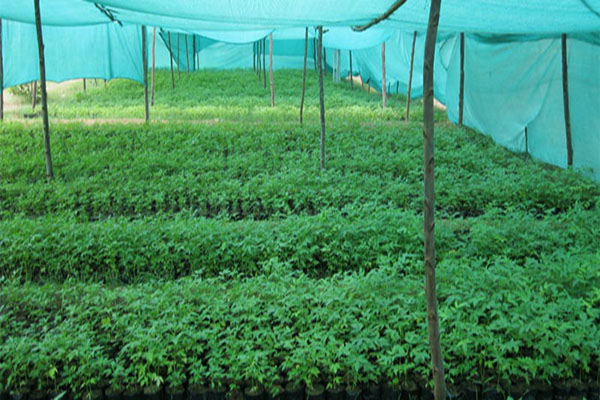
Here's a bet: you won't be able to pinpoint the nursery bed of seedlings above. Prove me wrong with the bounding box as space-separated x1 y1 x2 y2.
0 70 599 398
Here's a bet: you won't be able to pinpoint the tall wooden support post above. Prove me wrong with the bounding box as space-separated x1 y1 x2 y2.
151 27 156 106
382 42 387 109
269 34 274 107
313 38 317 71
256 40 261 78
141 25 149 123
177 33 181 78
196 39 200 70
300 27 308 125
83 78 86 92
32 81 38 109
192 35 196 71
33 0 54 180
263 38 267 89
0 18 3 121
333 49 341 83
253 42 256 72
458 32 465 126
349 50 353 90
317 26 326 171
185 36 190 73
323 46 327 76
423 1 446 399
406 31 417 121
168 32 175 89
561 34 573 167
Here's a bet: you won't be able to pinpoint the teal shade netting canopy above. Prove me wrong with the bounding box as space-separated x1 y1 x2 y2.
0 0 598 179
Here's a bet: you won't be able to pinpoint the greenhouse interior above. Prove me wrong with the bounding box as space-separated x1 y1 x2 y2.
0 1 599 400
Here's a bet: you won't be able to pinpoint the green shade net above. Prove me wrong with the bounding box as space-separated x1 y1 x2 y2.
0 0 599 180
1 20 143 87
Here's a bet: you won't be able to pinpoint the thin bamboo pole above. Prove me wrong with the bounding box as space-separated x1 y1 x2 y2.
168 32 175 89
323 46 327 76
458 32 465 126
253 42 256 71
151 27 156 106
257 40 261 77
382 42 387 109
196 38 200 70
317 26 326 170
141 25 149 123
406 31 417 121
0 18 3 121
185 35 190 73
32 81 37 110
333 49 341 83
313 38 317 71
33 0 54 180
269 34 274 107
300 27 308 125
263 38 267 89
561 34 573 167
177 33 181 78
423 0 446 399
349 50 353 90
192 35 196 71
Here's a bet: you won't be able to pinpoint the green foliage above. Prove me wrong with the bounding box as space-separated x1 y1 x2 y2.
1 69 599 395
0 262 598 394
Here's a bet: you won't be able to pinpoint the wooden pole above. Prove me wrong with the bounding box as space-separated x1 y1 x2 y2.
323 46 327 76
300 27 308 125
382 42 387 109
313 38 317 71
263 38 267 89
0 18 3 121
33 0 54 180
333 49 341 83
269 34 274 107
317 26 326 171
32 81 37 110
406 31 417 121
83 78 86 92
168 32 175 89
177 33 181 78
561 33 573 167
151 27 156 106
423 0 446 399
256 40 261 77
185 35 190 73
253 42 256 72
458 32 465 126
192 35 196 71
349 50 353 90
142 25 149 123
